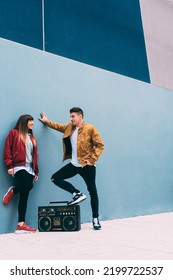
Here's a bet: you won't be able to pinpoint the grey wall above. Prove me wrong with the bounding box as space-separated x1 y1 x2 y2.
0 38 173 234
140 0 173 90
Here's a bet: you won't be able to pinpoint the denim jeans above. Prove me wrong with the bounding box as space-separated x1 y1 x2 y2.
51 163 99 218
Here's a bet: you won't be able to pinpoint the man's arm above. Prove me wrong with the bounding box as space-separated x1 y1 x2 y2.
39 112 67 133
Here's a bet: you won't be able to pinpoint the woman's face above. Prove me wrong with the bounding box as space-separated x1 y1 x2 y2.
27 119 34 130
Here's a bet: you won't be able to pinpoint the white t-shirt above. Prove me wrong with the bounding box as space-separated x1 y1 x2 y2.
14 134 35 175
70 127 82 167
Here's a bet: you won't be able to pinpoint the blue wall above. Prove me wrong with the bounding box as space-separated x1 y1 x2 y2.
0 38 173 234
0 0 150 83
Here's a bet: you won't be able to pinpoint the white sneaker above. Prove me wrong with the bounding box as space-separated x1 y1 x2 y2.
68 193 86 205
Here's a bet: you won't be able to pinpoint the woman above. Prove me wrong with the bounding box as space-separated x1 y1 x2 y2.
3 114 39 233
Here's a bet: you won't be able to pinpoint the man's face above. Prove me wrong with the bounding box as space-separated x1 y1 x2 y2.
70 112 82 126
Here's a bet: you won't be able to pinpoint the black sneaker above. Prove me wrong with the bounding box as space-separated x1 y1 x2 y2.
68 193 87 205
93 218 101 230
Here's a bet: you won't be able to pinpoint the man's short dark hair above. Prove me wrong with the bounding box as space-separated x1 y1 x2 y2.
70 107 84 117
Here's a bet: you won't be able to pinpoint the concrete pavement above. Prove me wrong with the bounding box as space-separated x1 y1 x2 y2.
0 212 173 260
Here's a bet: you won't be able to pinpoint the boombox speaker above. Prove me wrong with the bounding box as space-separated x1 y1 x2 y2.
38 201 81 232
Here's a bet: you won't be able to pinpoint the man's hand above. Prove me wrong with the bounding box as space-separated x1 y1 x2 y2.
84 160 94 166
39 112 48 122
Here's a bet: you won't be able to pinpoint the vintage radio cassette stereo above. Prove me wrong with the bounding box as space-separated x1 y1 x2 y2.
38 201 81 232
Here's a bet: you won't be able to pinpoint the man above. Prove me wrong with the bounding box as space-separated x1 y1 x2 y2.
39 107 104 230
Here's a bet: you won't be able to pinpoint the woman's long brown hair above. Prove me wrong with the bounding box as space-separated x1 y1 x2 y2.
14 114 36 146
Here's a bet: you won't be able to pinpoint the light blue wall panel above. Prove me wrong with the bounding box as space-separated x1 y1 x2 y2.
0 38 173 234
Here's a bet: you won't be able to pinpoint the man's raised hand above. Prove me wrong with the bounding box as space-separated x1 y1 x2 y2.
39 112 48 122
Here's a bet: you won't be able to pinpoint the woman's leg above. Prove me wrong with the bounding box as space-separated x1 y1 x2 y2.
14 170 34 222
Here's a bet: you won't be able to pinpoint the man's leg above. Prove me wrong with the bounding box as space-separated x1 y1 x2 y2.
51 163 87 204
79 166 98 217
51 163 79 194
79 165 101 230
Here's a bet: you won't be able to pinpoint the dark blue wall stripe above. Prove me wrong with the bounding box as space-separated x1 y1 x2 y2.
0 0 43 49
44 0 150 83
0 0 150 83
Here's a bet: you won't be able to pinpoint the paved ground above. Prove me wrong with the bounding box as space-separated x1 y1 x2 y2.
0 212 173 260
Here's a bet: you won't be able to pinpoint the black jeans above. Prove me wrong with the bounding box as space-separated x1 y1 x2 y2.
13 170 34 222
51 163 99 218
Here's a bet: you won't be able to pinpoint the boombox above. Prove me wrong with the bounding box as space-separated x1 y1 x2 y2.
38 201 81 232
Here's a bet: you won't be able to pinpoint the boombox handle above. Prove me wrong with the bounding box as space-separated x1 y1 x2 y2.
48 201 69 205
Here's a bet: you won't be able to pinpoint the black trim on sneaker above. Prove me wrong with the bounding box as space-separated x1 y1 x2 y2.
68 193 87 205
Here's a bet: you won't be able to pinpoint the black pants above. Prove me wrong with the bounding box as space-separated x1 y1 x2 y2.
13 170 34 222
51 163 99 218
